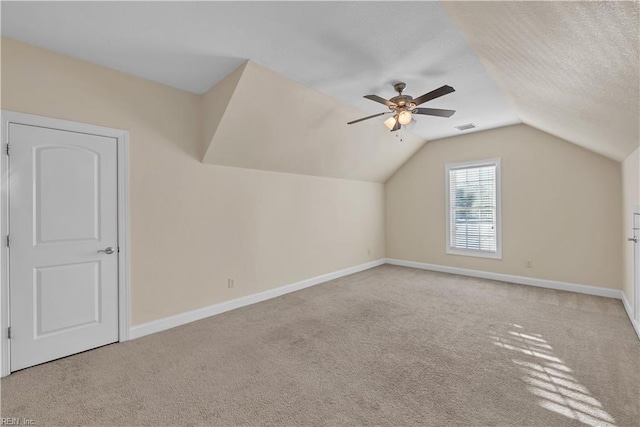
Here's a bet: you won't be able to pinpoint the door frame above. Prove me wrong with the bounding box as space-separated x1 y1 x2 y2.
0 111 131 377
633 206 640 324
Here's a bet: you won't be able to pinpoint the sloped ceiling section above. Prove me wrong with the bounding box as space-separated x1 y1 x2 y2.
443 1 640 161
202 61 426 183
201 62 247 160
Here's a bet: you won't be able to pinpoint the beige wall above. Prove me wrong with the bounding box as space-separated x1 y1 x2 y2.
1 36 631 329
622 147 640 303
1 38 385 325
386 124 623 289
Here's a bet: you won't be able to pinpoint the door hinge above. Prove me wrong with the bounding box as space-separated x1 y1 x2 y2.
7 327 11 339
5 144 9 156
6 235 9 248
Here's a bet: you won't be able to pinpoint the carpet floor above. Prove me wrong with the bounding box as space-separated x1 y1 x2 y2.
1 265 638 426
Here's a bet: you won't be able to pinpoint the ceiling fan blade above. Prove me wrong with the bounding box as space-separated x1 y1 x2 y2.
413 108 456 118
391 116 401 132
347 111 391 125
412 85 455 106
364 94 396 107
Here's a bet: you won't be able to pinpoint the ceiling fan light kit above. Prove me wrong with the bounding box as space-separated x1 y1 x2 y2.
383 115 398 130
398 110 413 125
348 82 457 132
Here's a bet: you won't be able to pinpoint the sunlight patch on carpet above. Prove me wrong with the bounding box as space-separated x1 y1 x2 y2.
492 324 617 427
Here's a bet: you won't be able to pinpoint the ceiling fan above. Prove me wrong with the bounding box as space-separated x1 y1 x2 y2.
348 82 456 131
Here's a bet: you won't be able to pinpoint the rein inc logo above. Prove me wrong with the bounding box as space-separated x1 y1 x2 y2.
1 419 35 426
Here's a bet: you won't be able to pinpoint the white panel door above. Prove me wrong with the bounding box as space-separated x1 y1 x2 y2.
9 123 119 371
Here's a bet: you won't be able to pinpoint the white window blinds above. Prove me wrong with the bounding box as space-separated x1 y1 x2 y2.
448 162 498 254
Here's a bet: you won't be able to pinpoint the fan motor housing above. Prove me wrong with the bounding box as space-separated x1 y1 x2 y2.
389 94 416 109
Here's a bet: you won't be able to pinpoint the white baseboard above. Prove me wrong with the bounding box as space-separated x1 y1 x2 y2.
388 258 640 341
385 258 622 299
131 257 639 343
621 292 640 340
130 259 386 339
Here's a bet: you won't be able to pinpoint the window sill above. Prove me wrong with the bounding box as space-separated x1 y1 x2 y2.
446 248 502 260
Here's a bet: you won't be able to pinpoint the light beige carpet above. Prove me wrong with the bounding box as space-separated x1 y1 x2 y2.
1 265 638 426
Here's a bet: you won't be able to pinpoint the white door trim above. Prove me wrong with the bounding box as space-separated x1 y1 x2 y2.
0 111 131 377
633 206 640 323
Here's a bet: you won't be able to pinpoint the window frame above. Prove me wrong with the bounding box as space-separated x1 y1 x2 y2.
445 158 502 260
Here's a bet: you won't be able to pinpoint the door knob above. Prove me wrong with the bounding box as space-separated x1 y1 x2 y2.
98 247 115 254
628 237 638 243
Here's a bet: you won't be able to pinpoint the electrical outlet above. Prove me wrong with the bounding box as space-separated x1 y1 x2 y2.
227 278 235 288
525 260 533 268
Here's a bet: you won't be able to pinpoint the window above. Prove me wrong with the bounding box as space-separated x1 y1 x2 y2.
446 158 501 259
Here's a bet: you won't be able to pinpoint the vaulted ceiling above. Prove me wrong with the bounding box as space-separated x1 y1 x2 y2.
443 1 639 161
1 1 638 181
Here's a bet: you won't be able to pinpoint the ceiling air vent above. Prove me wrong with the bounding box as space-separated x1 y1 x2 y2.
455 123 476 131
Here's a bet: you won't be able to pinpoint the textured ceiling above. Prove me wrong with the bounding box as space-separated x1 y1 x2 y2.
443 1 640 161
0 1 519 144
